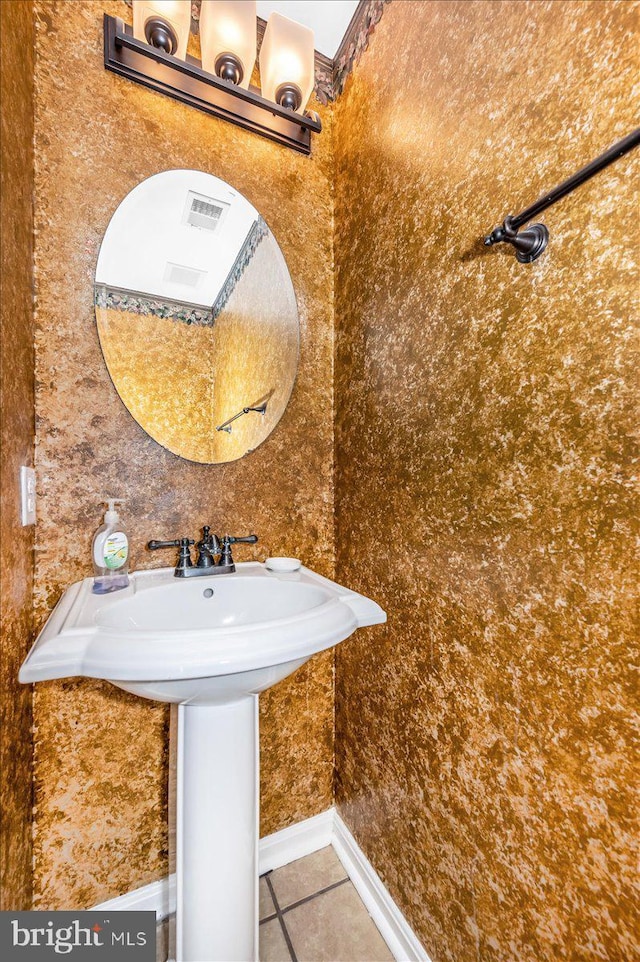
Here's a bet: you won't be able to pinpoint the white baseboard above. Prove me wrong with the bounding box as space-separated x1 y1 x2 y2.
94 806 429 962
94 873 176 919
258 806 335 874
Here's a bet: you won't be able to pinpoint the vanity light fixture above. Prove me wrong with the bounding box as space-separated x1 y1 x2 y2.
199 0 256 89
104 2 321 155
132 0 191 59
259 13 315 114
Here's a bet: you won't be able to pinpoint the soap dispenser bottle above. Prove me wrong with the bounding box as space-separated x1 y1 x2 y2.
92 499 130 594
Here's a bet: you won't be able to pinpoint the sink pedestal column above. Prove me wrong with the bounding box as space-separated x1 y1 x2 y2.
176 697 259 962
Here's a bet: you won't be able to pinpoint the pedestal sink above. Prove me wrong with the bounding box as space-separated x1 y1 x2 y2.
19 562 386 961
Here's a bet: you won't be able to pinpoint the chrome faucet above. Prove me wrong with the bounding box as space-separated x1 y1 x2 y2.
148 527 258 577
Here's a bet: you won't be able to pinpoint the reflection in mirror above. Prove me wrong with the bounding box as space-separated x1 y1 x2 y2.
95 170 299 463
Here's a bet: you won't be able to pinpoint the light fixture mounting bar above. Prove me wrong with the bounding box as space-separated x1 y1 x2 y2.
103 16 321 155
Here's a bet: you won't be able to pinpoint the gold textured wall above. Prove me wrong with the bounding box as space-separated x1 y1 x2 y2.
96 307 219 462
0 0 35 912
212 238 299 460
333 2 639 961
32 0 334 909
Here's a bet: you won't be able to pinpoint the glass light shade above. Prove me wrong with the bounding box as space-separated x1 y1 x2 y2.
259 13 315 114
200 1 257 90
132 0 191 60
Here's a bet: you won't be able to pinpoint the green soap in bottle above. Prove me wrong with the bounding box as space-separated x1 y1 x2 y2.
92 499 130 594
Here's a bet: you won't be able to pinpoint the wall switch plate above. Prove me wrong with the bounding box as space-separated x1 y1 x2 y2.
20 466 36 526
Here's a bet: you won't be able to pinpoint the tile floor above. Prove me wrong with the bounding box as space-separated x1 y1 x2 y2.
259 847 394 962
157 846 394 962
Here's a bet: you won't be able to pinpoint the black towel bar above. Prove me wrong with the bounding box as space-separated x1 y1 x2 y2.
484 128 640 263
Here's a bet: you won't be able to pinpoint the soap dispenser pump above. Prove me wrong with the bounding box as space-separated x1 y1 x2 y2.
92 499 130 594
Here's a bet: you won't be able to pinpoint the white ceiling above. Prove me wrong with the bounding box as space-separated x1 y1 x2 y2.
255 1 359 58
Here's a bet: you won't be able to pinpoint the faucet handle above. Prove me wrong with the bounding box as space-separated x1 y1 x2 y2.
148 537 195 573
148 538 194 550
220 534 258 567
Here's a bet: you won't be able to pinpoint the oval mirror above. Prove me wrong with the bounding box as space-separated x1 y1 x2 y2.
95 170 299 463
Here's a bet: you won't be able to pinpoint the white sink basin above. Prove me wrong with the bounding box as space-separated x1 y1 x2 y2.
97 577 328 630
19 562 385 704
20 560 385 962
